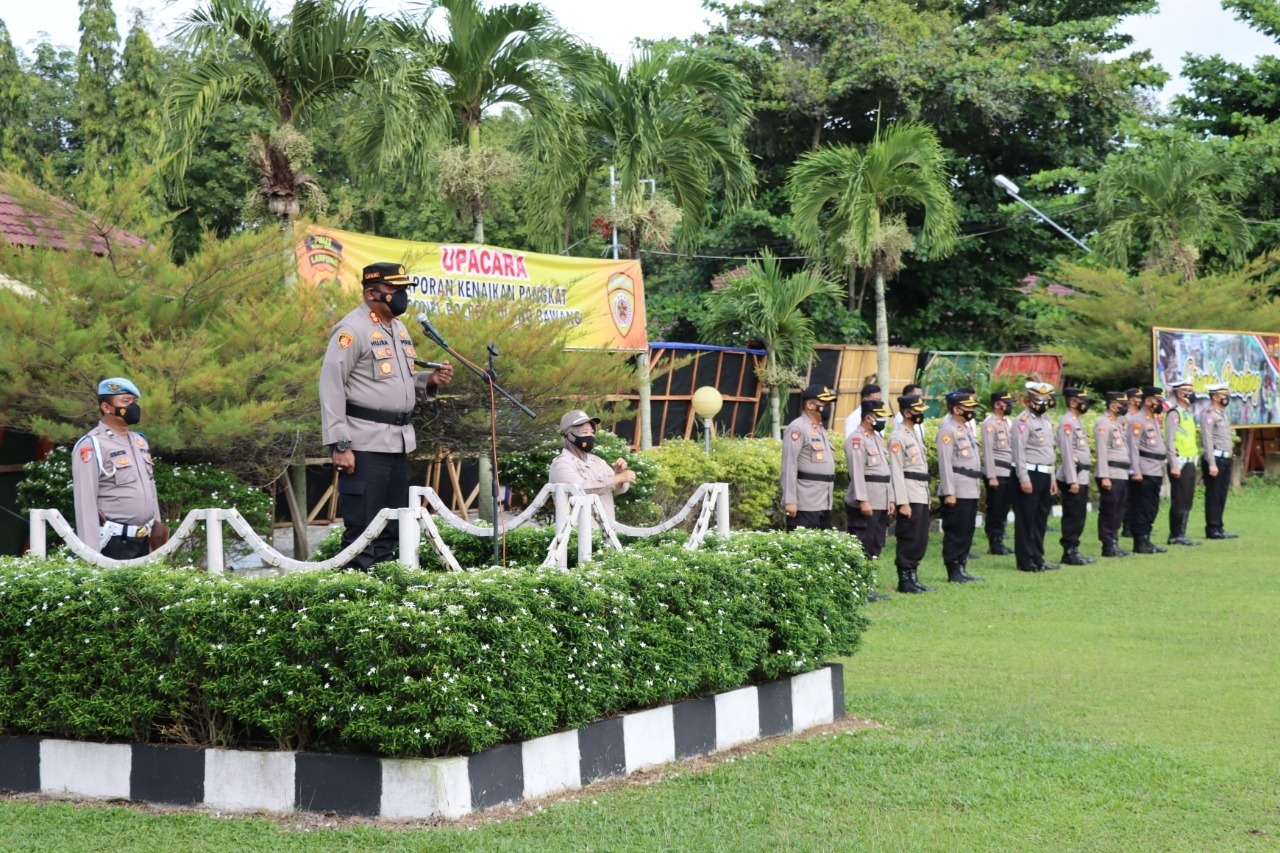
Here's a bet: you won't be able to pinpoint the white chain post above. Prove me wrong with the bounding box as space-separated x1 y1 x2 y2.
576 497 593 564
715 483 730 538
553 484 570 530
29 509 47 559
399 507 421 570
206 509 225 574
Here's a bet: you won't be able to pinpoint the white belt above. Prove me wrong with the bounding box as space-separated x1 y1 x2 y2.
1026 464 1053 474
1213 450 1231 458
100 520 151 548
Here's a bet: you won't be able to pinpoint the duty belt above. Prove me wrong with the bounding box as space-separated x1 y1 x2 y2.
1075 461 1091 471
995 459 1013 470
864 474 890 483
346 403 414 426
1213 450 1231 458
1025 464 1053 474
1138 449 1166 461
797 471 835 482
1108 457 1131 466
954 467 982 478
904 471 930 482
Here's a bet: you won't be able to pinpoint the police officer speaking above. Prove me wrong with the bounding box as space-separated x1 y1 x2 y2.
320 262 455 570
72 377 164 559
781 384 838 530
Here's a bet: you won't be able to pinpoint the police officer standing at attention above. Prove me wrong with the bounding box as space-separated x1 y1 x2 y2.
1011 382 1059 572
1120 387 1142 539
781 384 838 530
981 390 1016 555
1130 386 1168 554
936 389 984 583
888 393 933 593
1055 388 1095 565
72 377 163 559
1200 382 1238 539
1095 391 1135 557
320 262 454 570
844 383 882 443
1164 379 1202 547
845 399 894 559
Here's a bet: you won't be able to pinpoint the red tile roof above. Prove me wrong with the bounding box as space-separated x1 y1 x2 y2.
0 190 146 255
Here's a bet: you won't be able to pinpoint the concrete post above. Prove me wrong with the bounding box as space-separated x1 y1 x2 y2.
576 500 593 565
399 508 421 570
29 510 46 558
206 510 225 574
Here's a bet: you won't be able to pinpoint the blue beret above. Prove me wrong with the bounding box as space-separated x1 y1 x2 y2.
98 377 141 398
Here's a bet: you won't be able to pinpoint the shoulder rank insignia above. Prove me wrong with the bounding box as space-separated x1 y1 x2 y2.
368 311 379 322
338 332 353 349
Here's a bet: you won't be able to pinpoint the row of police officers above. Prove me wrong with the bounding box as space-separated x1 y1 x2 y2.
780 380 1238 594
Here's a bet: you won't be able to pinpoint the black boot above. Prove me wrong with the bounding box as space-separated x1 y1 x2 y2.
1062 548 1094 566
1101 540 1130 558
1167 512 1201 546
947 562 982 583
1207 530 1239 540
897 567 925 594
909 569 933 592
957 561 984 581
1135 536 1167 554
988 537 1013 556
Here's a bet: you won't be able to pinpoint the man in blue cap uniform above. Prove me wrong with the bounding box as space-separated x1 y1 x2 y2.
319 261 454 569
71 377 163 559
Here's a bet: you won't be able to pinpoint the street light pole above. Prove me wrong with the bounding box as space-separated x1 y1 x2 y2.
994 175 1092 254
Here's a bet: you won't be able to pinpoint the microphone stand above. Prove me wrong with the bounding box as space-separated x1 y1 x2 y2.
418 317 535 567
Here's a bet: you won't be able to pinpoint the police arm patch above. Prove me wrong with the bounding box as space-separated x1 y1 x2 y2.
941 433 952 444
79 445 93 463
338 332 353 349
790 430 801 441
1064 424 1072 434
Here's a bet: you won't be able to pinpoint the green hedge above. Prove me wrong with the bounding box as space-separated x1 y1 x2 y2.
0 530 871 757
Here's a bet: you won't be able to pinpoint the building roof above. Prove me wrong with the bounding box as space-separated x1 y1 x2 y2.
0 189 146 255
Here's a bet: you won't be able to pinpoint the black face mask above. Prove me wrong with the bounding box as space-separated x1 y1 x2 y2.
961 409 975 421
1077 403 1090 414
873 419 886 433
114 402 141 425
385 288 410 316
574 434 596 453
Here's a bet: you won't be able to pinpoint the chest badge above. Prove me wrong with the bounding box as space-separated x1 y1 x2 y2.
380 361 394 375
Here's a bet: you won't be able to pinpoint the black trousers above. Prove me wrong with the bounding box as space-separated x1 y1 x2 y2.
1130 474 1162 539
787 509 830 531
1168 460 1196 517
1013 471 1052 570
102 536 150 560
940 497 978 565
894 503 930 570
1057 480 1088 551
1202 457 1231 535
1096 477 1128 544
338 450 409 571
984 475 1014 545
846 503 888 559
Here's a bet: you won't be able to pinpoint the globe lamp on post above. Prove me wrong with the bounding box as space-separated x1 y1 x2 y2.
691 387 724 455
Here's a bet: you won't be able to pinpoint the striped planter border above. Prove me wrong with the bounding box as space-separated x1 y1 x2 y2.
0 663 844 820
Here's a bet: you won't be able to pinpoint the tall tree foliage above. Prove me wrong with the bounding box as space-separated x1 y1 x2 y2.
699 251 841 438
0 22 30 173
788 121 959 388
116 12 163 173
76 0 119 169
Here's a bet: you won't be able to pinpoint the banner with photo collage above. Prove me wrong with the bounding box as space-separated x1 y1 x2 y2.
1153 326 1280 428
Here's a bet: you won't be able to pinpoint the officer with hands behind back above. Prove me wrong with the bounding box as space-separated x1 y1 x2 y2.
72 377 163 559
320 262 454 570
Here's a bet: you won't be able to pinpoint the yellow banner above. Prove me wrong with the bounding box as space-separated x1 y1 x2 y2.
296 226 647 351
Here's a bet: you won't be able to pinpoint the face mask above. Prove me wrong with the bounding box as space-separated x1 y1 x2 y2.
1030 400 1049 414
385 288 409 316
961 409 975 421
574 434 596 453
1077 403 1090 414
907 412 923 424
115 402 141 425
873 419 886 433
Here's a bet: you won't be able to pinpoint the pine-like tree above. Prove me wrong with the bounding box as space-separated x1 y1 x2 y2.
0 21 31 172
116 11 161 172
76 0 120 170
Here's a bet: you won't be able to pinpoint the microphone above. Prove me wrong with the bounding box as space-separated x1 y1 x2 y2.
417 312 448 348
414 359 445 370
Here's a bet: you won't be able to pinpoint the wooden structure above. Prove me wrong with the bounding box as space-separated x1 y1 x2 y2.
799 344 922 436
295 448 482 527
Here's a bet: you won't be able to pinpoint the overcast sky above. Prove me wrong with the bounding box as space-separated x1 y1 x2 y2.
4 0 1277 101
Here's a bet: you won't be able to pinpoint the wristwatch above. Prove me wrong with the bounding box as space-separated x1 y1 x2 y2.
332 440 352 453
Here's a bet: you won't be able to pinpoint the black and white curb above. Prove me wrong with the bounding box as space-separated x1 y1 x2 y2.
0 664 844 820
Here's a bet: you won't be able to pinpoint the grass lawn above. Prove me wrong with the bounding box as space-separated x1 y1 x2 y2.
4 482 1279 850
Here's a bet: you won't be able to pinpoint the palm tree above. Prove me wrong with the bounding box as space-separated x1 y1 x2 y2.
535 44 755 257
164 0 406 222
699 251 842 439
1093 138 1253 280
788 121 959 389
385 0 581 244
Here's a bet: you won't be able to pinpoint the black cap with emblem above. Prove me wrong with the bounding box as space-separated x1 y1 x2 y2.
801 383 837 402
362 261 413 287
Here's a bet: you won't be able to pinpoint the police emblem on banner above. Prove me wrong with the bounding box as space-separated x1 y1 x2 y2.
607 273 635 337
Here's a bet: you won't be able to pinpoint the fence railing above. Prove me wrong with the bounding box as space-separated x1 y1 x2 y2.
26 483 731 573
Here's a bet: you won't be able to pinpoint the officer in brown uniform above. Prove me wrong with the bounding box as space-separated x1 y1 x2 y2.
1011 382 1059 572
1094 391 1135 557
1200 382 1237 539
71 377 163 559
781 384 838 530
981 390 1016 555
1055 388 1095 565
548 409 635 523
1129 386 1168 554
937 389 984 583
320 262 454 569
1163 379 1201 547
889 394 932 593
844 399 893 559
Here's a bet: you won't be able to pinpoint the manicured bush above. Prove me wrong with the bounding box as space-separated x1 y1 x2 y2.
0 529 871 756
648 438 788 530
501 428 659 525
